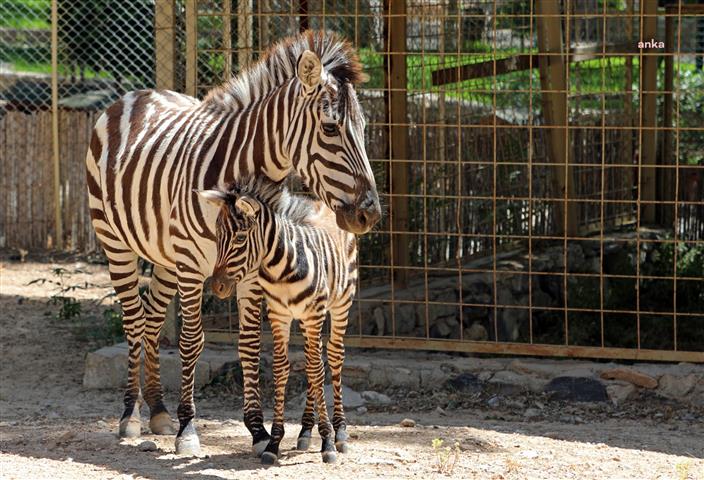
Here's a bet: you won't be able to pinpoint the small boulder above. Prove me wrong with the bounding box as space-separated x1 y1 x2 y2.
445 373 483 393
324 384 365 409
361 391 392 406
606 382 637 406
544 376 608 402
138 440 158 452
400 418 416 427
657 374 699 400
600 368 657 389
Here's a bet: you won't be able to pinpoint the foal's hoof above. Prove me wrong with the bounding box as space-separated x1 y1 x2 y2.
260 451 278 465
321 450 337 464
296 436 311 451
252 438 269 457
150 412 176 435
335 441 349 454
175 434 201 456
118 417 141 438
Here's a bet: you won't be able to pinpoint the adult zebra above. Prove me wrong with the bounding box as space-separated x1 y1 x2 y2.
85 30 380 455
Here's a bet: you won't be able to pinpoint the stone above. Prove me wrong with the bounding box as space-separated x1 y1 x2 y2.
544 376 608 402
600 368 658 389
373 307 386 336
356 406 368 415
361 391 392 406
464 322 488 341
487 395 500 408
434 317 453 338
523 408 541 418
400 418 416 427
396 304 417 335
445 373 483 393
489 370 546 393
324 384 364 409
500 306 527 342
657 374 699 400
606 383 636 406
138 441 158 452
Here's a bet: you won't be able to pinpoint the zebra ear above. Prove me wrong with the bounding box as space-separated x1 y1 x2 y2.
235 196 260 218
297 50 322 92
196 189 227 208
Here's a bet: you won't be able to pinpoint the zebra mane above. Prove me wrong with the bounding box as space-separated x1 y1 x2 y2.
223 175 316 224
203 30 365 109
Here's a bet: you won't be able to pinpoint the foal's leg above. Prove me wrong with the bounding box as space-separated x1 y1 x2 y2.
237 272 271 456
260 311 293 465
303 313 336 463
142 265 178 435
296 331 316 451
328 305 350 453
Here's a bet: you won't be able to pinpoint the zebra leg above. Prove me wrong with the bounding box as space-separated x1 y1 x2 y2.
106 250 147 438
236 272 270 456
296 336 316 451
303 314 336 464
142 265 178 435
261 312 292 465
174 270 205 456
328 306 350 453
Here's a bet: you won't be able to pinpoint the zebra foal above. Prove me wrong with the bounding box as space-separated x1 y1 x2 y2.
201 177 357 464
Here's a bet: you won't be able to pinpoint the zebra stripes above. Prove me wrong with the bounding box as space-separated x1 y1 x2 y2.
201 176 357 464
85 30 379 455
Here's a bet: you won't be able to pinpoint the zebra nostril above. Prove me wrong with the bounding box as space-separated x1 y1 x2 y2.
357 209 369 226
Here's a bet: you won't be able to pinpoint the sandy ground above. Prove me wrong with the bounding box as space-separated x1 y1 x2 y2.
1 259 703 480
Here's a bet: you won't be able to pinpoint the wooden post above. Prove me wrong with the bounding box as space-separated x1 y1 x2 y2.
661 10 675 227
155 0 176 91
536 0 578 236
237 0 253 70
223 0 232 79
384 0 409 287
640 0 658 225
185 0 197 96
51 0 63 249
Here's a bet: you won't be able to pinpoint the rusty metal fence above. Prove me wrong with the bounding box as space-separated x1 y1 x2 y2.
192 0 704 362
1 1 702 362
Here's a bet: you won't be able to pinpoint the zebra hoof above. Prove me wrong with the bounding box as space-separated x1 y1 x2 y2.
252 438 269 457
321 450 337 464
260 451 278 465
175 433 201 456
150 412 176 435
296 436 311 451
118 417 141 438
335 441 349 454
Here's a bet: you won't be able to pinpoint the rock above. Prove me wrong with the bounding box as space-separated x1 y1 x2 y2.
400 418 416 427
523 408 541 418
544 376 608 402
324 384 365 409
361 391 392 406
434 317 453 337
465 322 488 341
445 373 483 393
396 304 417 335
356 406 368 414
600 368 657 389
435 406 447 416
138 440 158 452
487 395 500 408
606 383 636 406
657 374 699 400
373 307 386 336
489 370 546 393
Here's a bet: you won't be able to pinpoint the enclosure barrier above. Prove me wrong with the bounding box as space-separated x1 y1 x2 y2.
1 1 702 362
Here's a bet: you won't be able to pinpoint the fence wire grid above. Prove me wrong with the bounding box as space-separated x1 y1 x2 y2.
1 1 703 361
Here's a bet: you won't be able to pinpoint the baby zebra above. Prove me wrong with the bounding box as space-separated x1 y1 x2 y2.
199 178 358 464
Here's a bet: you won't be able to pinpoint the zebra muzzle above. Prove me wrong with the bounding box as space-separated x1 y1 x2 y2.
211 270 236 299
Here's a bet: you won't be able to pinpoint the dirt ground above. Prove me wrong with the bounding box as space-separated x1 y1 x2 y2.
1 258 703 480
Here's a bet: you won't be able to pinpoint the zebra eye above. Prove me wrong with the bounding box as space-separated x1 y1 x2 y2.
321 123 339 136
234 233 247 243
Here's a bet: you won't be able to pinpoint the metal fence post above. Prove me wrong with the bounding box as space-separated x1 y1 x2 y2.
51 0 63 249
640 0 658 225
155 0 177 91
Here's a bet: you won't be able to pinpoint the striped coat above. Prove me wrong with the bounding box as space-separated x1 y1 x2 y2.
201 176 357 464
85 30 379 455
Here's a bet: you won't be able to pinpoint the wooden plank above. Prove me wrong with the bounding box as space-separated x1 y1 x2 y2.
536 0 579 236
237 0 253 70
204 331 704 363
155 0 176 90
431 43 639 86
384 0 409 288
185 0 197 96
640 0 658 225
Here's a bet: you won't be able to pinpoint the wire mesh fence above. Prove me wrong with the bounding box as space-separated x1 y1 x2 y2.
0 1 702 360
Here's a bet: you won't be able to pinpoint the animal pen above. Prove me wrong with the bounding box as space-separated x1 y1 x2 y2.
1 1 702 362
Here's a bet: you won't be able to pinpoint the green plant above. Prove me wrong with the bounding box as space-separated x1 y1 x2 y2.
431 438 460 475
